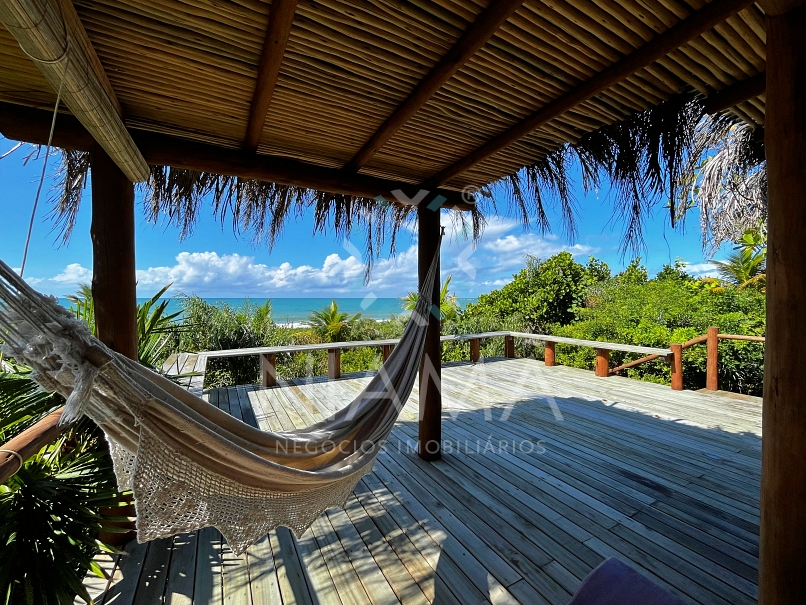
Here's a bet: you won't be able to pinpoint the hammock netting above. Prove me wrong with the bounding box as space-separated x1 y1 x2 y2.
0 246 439 554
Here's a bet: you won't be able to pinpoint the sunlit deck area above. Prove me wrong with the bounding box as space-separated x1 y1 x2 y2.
86 359 761 605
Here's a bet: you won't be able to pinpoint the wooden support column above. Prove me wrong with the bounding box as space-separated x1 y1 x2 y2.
760 3 806 603
706 327 719 391
90 143 137 360
544 342 556 367
381 344 394 362
504 335 516 358
418 204 441 461
594 349 610 377
670 344 683 391
261 353 277 387
328 348 341 380
469 338 480 363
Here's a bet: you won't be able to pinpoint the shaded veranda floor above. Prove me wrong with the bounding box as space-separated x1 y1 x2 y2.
84 358 761 605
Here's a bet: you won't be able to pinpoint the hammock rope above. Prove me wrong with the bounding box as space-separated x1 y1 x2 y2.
0 239 440 554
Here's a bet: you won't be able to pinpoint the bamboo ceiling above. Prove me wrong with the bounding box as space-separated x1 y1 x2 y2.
0 0 767 193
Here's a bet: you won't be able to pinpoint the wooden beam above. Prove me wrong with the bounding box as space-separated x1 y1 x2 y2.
760 0 806 16
0 102 473 210
344 0 524 172
760 5 806 604
0 409 64 484
90 143 138 359
703 72 767 115
427 0 756 186
0 0 148 182
418 204 441 461
244 0 297 152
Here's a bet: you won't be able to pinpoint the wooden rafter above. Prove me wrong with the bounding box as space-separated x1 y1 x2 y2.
0 102 473 210
426 0 756 187
703 72 766 115
343 0 525 173
243 0 298 152
0 0 149 182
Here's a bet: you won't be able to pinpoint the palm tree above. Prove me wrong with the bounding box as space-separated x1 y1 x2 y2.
711 228 766 289
400 275 460 327
304 300 361 342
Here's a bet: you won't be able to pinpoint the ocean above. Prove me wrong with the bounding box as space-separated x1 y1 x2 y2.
57 297 478 324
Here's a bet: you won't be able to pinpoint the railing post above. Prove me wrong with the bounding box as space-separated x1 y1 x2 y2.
470 338 480 362
328 347 341 380
544 341 556 366
595 348 610 377
670 343 683 390
381 344 394 362
504 334 516 358
706 326 719 391
261 353 277 387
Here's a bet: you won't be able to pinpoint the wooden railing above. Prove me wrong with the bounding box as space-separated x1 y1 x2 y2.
199 331 672 387
610 326 765 391
1 328 762 483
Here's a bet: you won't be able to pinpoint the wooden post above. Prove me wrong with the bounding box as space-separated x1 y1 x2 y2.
594 348 610 377
469 338 480 362
544 341 556 366
90 143 137 360
261 353 277 387
670 344 683 390
328 348 341 380
504 335 516 358
418 204 441 461
706 326 719 391
760 3 806 602
381 344 394 362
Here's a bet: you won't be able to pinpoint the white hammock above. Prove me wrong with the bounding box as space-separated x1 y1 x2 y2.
0 249 438 554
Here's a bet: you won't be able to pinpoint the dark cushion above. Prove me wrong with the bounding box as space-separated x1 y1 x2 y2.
568 558 688 605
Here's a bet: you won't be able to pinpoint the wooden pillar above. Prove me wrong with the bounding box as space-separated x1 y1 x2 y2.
381 344 394 362
760 3 806 602
418 204 441 461
706 327 719 391
594 348 610 377
261 353 277 387
90 143 137 360
469 338 480 363
670 344 683 391
544 341 556 367
328 348 341 380
504 335 516 358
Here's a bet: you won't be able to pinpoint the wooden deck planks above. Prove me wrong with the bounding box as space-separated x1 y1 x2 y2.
90 358 762 605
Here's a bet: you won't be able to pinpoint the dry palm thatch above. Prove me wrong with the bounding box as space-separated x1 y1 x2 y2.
44 156 484 276
682 117 767 256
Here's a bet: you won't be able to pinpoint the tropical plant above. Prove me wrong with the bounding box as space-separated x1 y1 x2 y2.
304 300 361 342
462 253 610 333
179 297 280 387
0 372 122 605
711 228 767 289
135 284 183 369
65 284 95 335
400 275 460 326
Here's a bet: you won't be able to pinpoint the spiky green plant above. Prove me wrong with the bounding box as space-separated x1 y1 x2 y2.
304 300 361 343
0 372 122 605
400 275 459 326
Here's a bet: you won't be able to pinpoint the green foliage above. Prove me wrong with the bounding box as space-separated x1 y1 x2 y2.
461 253 609 332
179 297 281 388
136 284 182 370
551 266 765 394
0 373 122 605
400 276 460 324
303 300 361 342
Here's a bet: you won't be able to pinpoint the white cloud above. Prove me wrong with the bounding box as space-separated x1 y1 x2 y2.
482 233 596 271
684 262 719 278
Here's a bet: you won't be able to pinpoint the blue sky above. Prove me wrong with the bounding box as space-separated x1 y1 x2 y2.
0 138 721 298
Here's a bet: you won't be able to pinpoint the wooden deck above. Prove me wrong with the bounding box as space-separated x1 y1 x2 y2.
85 358 762 605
